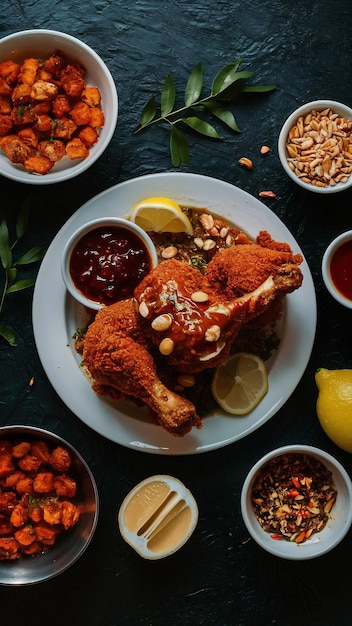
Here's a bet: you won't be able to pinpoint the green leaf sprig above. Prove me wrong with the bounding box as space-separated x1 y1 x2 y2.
135 59 275 166
0 199 46 346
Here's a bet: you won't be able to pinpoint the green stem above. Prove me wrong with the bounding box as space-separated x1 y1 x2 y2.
135 93 214 134
0 270 9 317
0 237 19 317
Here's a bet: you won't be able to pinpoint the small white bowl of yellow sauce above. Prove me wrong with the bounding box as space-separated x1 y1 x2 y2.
118 475 198 559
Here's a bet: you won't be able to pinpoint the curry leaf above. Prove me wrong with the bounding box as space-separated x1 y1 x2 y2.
170 125 189 166
161 73 176 116
1 205 45 347
0 221 12 269
212 67 254 96
242 84 276 93
140 95 157 126
0 324 17 346
181 116 221 139
16 246 46 266
203 101 241 132
135 58 275 165
184 62 203 106
16 197 31 239
6 278 35 294
8 267 17 282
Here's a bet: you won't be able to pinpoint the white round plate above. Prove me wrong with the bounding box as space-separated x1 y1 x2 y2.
32 172 316 455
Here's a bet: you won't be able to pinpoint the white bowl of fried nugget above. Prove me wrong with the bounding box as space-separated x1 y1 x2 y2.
0 29 118 184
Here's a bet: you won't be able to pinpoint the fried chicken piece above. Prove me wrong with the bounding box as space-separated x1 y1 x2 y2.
0 536 20 560
12 441 31 458
83 233 303 436
0 491 17 513
203 231 303 298
0 442 14 477
18 453 42 472
83 298 201 436
4 471 25 489
60 64 85 98
0 59 21 85
10 503 28 527
0 115 13 137
28 504 43 524
33 471 55 493
31 440 51 464
43 502 62 525
15 525 36 546
22 540 42 555
135 250 302 374
18 58 39 86
65 137 89 160
34 521 58 545
60 501 80 529
16 477 34 495
54 474 77 498
1 135 35 163
0 513 13 535
50 446 71 472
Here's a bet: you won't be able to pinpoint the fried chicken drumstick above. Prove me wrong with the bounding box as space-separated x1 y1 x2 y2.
83 231 303 436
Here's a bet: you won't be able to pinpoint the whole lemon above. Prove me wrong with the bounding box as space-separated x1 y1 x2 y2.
315 367 352 453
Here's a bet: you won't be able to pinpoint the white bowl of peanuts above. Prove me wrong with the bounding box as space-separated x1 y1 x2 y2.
241 444 352 560
278 100 352 193
0 29 118 184
0 425 99 585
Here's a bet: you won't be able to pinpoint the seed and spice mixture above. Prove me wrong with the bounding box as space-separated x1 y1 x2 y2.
251 453 337 544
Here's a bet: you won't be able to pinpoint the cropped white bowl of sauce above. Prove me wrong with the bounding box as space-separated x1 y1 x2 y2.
118 475 198 559
322 230 352 309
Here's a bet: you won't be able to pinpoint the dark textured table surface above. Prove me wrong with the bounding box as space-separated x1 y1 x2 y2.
1 2 352 625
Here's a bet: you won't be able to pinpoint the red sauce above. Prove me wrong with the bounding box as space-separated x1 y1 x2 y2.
330 239 352 302
70 226 152 306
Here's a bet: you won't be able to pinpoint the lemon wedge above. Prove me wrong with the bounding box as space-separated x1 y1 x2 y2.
129 196 194 235
211 352 268 415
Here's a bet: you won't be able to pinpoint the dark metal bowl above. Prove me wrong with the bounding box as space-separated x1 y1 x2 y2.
0 425 99 585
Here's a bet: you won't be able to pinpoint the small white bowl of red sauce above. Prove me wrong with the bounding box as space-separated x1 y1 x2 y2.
322 230 352 309
61 217 158 310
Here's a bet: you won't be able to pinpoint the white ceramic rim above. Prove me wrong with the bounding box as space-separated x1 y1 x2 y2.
33 172 317 455
61 216 158 310
278 99 352 194
0 29 118 184
241 444 352 560
322 230 352 309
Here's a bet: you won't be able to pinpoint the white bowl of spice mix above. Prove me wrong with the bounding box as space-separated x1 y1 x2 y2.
278 100 352 193
241 444 352 560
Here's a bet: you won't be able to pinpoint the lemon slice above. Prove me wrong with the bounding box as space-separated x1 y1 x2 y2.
129 196 194 235
211 352 268 415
